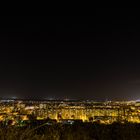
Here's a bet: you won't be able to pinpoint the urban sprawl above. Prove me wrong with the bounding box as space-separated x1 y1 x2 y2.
0 100 140 126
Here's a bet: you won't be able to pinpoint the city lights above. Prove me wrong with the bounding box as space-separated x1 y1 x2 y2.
0 99 140 126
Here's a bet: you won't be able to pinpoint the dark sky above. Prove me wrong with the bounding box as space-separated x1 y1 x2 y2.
1 10 140 100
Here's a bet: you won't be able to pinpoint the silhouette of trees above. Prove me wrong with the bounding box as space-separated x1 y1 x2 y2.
0 122 140 139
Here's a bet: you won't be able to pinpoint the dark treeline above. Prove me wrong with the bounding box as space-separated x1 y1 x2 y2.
0 122 140 140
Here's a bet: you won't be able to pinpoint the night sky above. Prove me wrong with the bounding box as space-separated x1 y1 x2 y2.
1 10 140 100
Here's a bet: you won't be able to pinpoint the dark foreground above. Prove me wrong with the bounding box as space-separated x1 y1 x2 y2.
0 122 140 140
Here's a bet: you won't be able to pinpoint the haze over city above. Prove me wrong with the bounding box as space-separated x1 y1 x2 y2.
0 12 140 100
